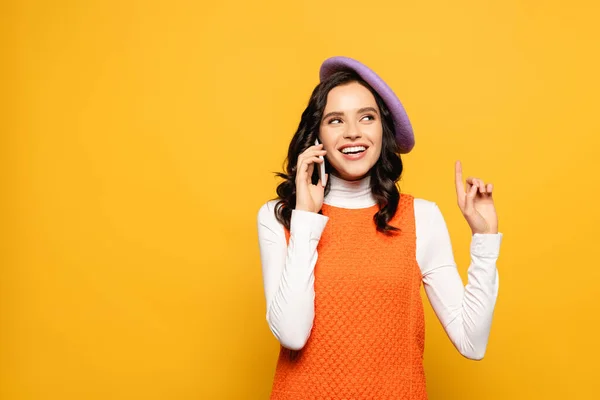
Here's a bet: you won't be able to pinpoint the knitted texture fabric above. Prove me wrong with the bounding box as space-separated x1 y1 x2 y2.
270 193 427 399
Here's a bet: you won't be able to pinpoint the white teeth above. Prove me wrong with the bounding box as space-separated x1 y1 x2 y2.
341 146 366 154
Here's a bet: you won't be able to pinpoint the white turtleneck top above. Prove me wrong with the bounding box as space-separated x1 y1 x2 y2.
257 173 503 360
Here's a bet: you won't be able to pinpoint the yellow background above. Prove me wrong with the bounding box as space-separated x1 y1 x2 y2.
2 0 599 399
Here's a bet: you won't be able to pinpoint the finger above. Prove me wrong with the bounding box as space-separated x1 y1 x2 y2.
302 149 327 160
297 156 324 181
462 179 472 209
301 144 326 154
455 161 466 209
475 179 485 194
307 159 315 180
486 183 493 195
299 152 327 165
318 172 329 187
317 174 326 188
465 176 477 185
478 179 487 193
455 161 465 196
465 183 477 213
308 145 326 152
466 180 472 193
307 143 323 152
302 156 324 169
467 177 485 194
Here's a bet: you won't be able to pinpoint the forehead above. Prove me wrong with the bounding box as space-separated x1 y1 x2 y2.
324 81 378 112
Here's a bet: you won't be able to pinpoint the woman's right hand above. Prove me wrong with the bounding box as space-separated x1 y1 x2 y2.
295 143 328 213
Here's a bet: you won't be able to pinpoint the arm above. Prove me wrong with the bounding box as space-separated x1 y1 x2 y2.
416 200 503 360
257 201 329 350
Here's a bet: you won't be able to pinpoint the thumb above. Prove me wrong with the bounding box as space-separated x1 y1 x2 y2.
318 173 328 188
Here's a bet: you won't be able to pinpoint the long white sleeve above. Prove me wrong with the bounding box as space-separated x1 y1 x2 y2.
257 200 328 350
415 199 503 360
257 180 503 357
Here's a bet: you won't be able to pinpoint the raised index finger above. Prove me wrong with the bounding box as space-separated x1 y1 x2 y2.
455 160 465 196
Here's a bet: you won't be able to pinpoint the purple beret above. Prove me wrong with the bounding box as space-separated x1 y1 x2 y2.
319 56 415 154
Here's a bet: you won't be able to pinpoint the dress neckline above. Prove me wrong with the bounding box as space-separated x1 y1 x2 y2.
323 174 378 209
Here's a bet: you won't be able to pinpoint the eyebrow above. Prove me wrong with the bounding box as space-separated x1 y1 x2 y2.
322 107 380 121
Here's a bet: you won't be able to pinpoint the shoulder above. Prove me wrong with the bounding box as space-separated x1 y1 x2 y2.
401 193 438 214
256 199 283 230
412 197 437 212
410 196 444 226
257 199 281 222
257 200 288 242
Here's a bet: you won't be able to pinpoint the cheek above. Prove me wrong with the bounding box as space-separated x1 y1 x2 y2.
367 128 383 151
370 131 383 158
373 125 383 143
372 147 383 161
319 127 338 148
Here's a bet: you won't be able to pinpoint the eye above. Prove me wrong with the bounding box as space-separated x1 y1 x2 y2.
361 114 375 121
328 118 342 124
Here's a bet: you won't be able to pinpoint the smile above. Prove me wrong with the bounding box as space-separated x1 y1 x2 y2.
340 146 367 154
340 147 368 160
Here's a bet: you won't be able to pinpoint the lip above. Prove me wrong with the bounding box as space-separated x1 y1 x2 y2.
340 147 368 161
338 143 369 161
338 142 370 151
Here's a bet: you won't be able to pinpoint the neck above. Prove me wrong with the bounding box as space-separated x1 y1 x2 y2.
323 173 377 209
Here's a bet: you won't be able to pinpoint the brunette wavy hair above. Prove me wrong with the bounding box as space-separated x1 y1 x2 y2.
273 69 404 235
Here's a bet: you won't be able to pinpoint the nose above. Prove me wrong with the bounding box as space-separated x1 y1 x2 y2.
343 120 362 140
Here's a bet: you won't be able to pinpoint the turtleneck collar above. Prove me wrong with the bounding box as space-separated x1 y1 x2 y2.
323 173 378 209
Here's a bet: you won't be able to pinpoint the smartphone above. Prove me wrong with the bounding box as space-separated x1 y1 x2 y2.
314 138 327 186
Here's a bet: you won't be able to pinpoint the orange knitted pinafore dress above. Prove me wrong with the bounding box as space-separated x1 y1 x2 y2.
271 193 427 399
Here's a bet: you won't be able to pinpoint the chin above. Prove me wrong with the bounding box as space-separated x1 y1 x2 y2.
331 156 377 180
337 167 372 181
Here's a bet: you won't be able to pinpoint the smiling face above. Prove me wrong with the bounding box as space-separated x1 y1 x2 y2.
318 81 383 181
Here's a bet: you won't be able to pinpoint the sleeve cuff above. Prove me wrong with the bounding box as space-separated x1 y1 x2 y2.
290 209 329 240
471 232 503 257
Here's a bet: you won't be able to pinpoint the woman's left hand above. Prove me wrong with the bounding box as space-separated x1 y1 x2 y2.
454 160 499 235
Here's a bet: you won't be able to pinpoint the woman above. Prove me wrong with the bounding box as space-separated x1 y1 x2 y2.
257 56 503 399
